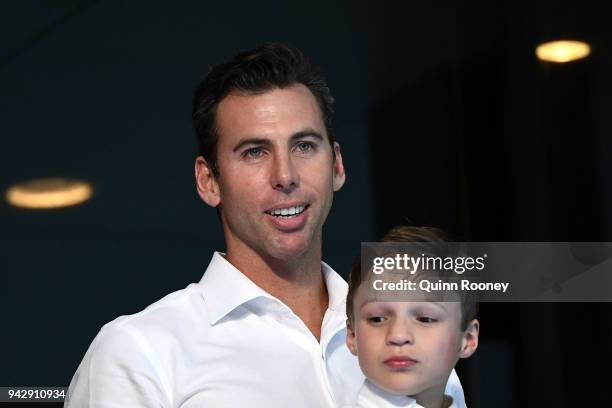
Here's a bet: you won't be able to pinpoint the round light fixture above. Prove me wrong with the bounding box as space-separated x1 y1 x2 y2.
6 178 93 209
536 40 591 63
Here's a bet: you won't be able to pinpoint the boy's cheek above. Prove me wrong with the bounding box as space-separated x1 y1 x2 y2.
440 336 463 367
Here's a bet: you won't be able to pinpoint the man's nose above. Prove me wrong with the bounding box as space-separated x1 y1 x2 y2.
270 151 299 193
386 320 414 346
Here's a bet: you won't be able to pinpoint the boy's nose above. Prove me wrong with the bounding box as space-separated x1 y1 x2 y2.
386 320 414 346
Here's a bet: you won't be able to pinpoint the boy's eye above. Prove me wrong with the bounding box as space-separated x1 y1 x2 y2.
368 316 386 324
244 147 264 158
417 316 437 324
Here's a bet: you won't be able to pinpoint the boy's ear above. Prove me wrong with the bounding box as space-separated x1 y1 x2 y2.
195 156 221 207
345 319 358 356
459 319 479 359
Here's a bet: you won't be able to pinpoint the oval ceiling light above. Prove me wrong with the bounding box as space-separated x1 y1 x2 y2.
536 40 591 63
5 178 93 209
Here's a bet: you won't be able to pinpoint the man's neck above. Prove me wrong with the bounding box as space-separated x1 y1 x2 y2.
225 242 329 341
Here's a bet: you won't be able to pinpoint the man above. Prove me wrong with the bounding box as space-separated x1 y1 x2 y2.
65 44 464 407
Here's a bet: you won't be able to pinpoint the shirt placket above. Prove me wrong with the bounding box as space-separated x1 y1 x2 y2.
268 301 337 408
320 308 349 406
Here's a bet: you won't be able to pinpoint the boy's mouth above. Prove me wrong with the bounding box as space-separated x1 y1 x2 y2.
384 356 418 369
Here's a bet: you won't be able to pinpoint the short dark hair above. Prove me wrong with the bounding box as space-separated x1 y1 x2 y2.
192 43 336 176
346 225 479 331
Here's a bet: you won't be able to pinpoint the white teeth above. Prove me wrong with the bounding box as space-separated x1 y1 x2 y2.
269 205 306 216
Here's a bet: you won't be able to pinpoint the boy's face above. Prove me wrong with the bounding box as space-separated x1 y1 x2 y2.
346 285 478 402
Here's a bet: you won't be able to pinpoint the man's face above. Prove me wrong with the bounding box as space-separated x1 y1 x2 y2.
346 286 477 402
197 84 345 261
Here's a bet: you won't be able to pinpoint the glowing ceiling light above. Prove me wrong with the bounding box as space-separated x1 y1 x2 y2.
6 178 93 209
536 40 591 63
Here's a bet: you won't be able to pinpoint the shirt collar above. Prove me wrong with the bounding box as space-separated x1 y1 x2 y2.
356 380 458 408
321 260 348 313
199 252 348 325
357 380 419 407
199 252 273 325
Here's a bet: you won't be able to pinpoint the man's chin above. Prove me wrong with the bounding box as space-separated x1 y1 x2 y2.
265 235 314 261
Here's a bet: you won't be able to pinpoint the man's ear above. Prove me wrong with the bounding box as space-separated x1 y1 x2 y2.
459 319 480 359
332 142 346 192
346 319 358 356
195 156 221 207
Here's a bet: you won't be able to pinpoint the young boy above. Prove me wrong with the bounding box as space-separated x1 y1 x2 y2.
345 226 480 408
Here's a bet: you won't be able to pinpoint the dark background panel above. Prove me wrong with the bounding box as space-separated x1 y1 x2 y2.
366 1 611 407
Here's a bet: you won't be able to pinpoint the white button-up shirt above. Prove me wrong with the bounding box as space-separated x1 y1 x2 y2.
65 252 464 407
343 380 463 408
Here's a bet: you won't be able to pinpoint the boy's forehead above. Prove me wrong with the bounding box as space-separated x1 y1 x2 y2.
357 268 462 304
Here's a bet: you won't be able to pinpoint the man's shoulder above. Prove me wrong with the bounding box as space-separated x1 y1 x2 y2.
66 285 206 407
102 282 208 340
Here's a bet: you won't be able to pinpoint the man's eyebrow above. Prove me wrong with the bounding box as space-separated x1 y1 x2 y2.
232 130 325 153
290 130 325 142
232 138 272 153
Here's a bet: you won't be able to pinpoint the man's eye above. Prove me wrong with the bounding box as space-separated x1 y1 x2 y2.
368 316 386 324
295 142 313 153
417 317 437 324
245 147 264 158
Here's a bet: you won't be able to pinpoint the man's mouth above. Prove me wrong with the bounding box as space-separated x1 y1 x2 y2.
264 204 309 218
